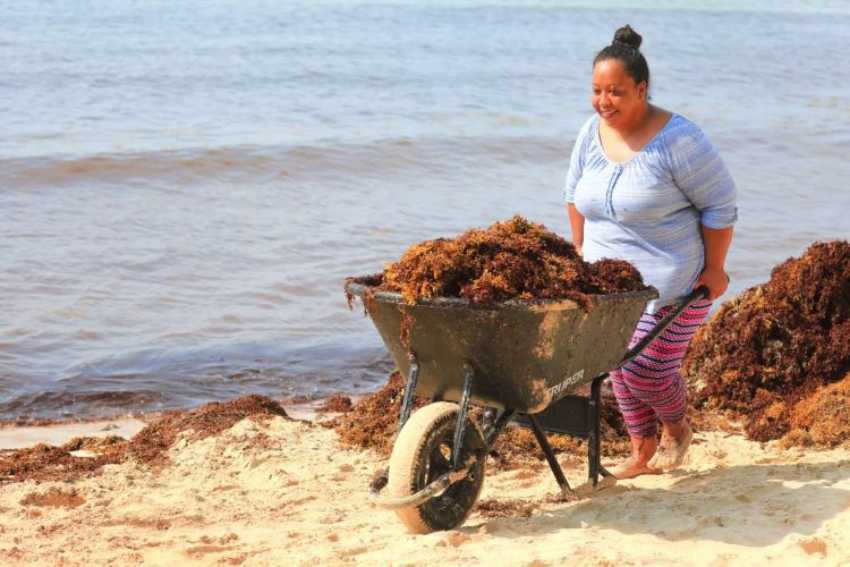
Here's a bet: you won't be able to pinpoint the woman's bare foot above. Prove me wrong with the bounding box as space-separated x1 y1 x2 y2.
610 456 662 479
611 435 662 479
649 420 693 471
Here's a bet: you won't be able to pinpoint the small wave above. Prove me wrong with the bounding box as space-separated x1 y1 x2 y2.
2 146 284 189
2 135 570 189
0 388 166 421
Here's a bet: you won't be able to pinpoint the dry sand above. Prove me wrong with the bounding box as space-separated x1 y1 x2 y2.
1 410 849 566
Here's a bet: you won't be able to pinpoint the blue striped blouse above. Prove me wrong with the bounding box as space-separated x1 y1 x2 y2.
564 113 738 313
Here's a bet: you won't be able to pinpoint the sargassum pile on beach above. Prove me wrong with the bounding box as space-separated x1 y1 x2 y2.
685 240 850 446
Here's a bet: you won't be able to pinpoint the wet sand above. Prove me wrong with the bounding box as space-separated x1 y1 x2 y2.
1 402 849 566
0 419 148 451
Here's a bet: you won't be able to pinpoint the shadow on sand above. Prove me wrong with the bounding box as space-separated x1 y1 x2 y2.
470 459 850 548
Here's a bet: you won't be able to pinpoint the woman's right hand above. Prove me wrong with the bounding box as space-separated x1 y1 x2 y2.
567 204 585 258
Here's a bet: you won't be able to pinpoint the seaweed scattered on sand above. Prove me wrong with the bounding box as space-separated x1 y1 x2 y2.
316 394 354 414
329 372 631 467
0 436 129 483
475 498 538 518
128 395 289 466
0 395 290 483
684 241 850 443
328 372 425 457
20 487 86 508
348 216 647 307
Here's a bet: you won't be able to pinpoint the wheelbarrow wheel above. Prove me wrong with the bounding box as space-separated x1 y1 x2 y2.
387 401 486 534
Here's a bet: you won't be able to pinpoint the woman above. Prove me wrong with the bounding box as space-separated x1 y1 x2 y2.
564 25 737 479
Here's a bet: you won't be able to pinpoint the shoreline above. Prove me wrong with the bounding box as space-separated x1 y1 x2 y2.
0 392 341 424
0 395 346 451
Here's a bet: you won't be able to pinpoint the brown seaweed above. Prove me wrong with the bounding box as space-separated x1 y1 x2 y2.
351 216 647 307
0 395 290 483
684 241 850 443
783 373 850 448
316 394 354 414
127 395 289 465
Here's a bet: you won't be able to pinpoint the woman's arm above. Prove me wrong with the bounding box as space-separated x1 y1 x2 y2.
564 118 595 253
666 122 737 301
566 203 585 257
696 225 734 300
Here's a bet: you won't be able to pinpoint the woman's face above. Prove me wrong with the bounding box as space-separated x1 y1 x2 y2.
591 59 647 129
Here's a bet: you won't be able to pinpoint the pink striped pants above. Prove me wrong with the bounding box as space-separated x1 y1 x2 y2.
610 299 712 438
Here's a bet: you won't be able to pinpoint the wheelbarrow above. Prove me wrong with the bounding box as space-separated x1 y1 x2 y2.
345 277 707 533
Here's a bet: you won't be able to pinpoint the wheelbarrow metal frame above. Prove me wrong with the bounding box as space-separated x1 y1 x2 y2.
350 280 707 505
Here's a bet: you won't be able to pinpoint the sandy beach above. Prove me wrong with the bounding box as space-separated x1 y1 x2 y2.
1 401 849 566
4 2 850 566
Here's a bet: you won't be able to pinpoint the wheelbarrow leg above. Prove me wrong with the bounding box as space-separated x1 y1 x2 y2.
588 374 609 486
398 352 420 431
484 408 516 446
451 364 475 469
371 353 420 496
528 414 572 498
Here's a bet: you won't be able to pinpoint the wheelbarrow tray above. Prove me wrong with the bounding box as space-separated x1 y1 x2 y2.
346 280 658 413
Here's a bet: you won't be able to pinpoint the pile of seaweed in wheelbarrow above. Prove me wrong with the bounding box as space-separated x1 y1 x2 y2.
339 214 646 464
341 215 667 533
684 240 850 447
349 215 648 307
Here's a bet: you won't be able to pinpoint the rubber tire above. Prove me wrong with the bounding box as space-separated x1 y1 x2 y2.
387 401 486 534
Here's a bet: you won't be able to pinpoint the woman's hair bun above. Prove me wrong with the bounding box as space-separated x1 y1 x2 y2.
612 25 642 50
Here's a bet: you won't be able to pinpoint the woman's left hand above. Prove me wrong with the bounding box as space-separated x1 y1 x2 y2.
694 268 729 301
695 267 729 301
697 225 734 301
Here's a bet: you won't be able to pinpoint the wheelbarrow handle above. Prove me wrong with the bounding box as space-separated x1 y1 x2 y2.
618 286 710 367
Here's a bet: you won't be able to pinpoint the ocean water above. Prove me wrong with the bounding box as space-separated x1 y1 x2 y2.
2 0 849 420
